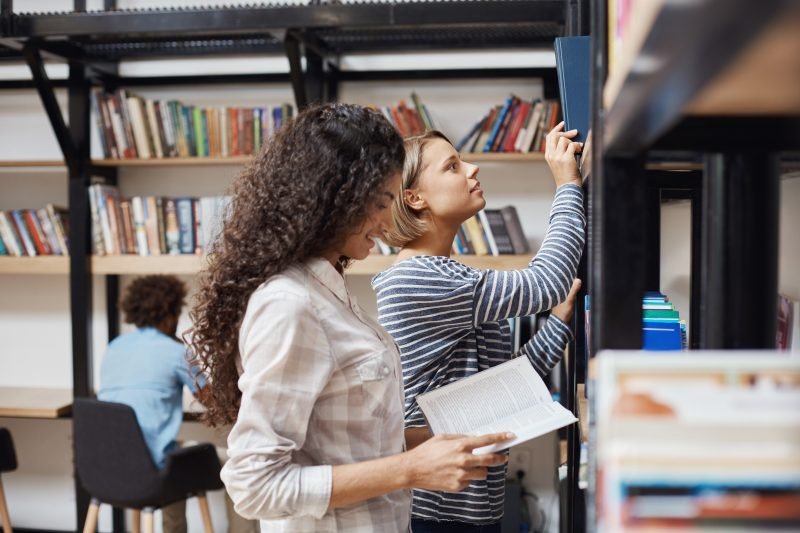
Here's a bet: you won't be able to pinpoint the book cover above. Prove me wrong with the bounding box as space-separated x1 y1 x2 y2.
554 36 591 144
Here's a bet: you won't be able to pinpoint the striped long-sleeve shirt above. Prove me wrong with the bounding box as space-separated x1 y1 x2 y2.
371 184 585 524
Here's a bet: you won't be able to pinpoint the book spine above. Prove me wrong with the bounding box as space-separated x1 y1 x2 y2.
119 200 136 255
0 211 23 256
477 210 499 256
37 207 61 255
131 196 149 256
175 198 195 254
164 198 181 254
47 204 70 255
483 95 513 152
24 210 51 255
12 210 37 256
500 206 530 254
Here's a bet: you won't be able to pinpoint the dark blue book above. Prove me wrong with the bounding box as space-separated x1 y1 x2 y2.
554 36 591 144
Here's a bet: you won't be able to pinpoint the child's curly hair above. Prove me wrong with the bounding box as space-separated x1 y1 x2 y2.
120 275 187 328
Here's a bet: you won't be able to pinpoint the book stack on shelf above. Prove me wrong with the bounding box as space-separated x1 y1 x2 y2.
88 184 229 256
456 96 561 154
0 206 70 256
371 205 529 257
592 352 800 532
375 93 435 137
91 88 294 160
585 292 687 357
777 294 800 353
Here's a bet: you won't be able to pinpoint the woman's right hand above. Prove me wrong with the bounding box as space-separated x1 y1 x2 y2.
402 432 513 492
545 121 582 188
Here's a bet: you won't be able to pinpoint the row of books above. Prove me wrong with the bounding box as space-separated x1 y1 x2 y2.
456 96 561 154
371 206 530 257
584 291 688 357
778 294 800 353
88 184 229 256
91 88 294 160
0 206 70 256
375 93 435 138
592 352 800 531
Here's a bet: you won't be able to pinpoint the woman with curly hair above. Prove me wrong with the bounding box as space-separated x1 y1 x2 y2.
187 103 513 532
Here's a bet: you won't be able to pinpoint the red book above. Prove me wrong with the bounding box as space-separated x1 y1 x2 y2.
24 210 51 255
502 101 531 152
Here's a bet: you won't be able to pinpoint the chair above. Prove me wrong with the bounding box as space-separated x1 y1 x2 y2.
73 399 224 533
0 427 17 533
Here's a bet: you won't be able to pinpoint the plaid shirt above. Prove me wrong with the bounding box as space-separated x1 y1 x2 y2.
222 257 410 532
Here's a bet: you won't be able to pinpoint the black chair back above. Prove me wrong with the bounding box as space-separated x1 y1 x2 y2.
0 428 16 473
73 398 161 504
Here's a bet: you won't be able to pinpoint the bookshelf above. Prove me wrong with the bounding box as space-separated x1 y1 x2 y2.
0 256 69 275
0 3 568 531
0 160 64 168
90 152 546 168
586 1 800 532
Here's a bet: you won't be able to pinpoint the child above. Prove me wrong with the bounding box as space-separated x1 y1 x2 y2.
98 274 257 533
186 103 514 532
372 123 585 532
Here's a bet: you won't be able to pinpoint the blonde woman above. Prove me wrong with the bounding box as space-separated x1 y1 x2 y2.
372 123 585 532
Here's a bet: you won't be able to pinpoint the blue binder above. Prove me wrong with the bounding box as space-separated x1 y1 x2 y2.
554 36 591 144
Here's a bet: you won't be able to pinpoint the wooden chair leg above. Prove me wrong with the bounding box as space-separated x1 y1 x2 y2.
82 499 100 533
0 476 12 533
142 508 155 533
131 509 141 533
196 493 213 533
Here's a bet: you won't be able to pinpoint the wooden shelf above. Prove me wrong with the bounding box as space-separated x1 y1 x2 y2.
0 256 69 274
0 387 72 418
347 254 532 275
0 254 532 275
90 254 532 275
91 254 207 274
92 153 545 168
461 152 545 163
0 160 65 168
92 156 254 167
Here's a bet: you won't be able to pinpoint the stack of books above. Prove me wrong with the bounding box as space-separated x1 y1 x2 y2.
91 88 294 160
372 205 528 257
585 292 687 357
592 352 800 532
456 96 561 154
88 184 229 256
0 206 69 256
375 93 434 137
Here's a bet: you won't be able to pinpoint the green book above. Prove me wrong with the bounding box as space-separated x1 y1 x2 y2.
643 309 680 319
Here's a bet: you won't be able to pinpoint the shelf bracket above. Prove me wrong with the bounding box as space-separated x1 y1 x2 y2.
285 28 338 110
23 44 81 176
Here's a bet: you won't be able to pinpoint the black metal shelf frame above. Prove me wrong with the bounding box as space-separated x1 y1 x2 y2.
0 2 570 533
587 1 798 531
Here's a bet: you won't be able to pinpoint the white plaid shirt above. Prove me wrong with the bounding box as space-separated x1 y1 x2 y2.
222 257 411 532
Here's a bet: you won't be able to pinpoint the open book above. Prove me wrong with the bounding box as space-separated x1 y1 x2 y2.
416 356 577 455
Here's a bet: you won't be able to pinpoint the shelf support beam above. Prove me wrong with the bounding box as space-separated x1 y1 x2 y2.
23 45 81 177
590 156 648 353
700 152 779 348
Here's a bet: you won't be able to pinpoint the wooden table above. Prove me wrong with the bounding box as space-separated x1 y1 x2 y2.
0 387 73 418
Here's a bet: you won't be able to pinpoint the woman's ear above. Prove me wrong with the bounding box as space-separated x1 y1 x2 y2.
404 188 426 211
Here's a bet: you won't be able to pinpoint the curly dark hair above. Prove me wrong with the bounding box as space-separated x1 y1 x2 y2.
121 275 187 328
187 103 405 427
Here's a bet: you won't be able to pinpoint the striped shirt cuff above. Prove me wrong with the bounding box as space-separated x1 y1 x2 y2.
299 464 333 519
547 314 574 342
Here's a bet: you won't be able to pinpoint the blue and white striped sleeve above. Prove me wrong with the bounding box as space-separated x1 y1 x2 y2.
518 315 572 376
471 184 585 326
